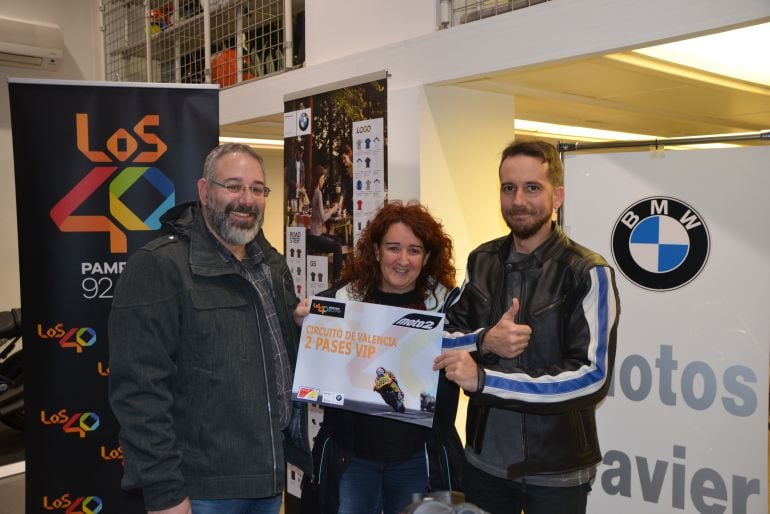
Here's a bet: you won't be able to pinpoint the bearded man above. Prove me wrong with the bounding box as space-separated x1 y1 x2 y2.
109 143 309 514
435 140 620 514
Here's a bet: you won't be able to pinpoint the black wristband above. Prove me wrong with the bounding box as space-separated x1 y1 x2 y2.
476 328 489 354
475 365 486 394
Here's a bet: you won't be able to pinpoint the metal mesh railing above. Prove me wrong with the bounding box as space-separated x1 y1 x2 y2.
210 0 284 86
447 0 552 26
102 0 150 82
102 0 290 87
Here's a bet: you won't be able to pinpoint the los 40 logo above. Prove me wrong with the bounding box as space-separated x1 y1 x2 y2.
43 493 103 513
100 444 123 463
40 409 100 438
49 113 174 254
37 323 96 353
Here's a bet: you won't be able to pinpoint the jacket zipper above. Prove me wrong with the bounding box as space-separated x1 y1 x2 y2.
514 268 526 365
516 267 528 472
253 300 279 493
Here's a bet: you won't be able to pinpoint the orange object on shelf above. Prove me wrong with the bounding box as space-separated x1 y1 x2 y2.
211 49 255 87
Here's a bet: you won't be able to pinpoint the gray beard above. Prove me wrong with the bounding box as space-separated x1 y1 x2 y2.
206 203 263 246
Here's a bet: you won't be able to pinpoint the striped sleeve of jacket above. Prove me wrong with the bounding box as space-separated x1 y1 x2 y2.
479 265 618 405
441 329 483 351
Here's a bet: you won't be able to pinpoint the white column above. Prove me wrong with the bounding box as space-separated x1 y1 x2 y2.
420 85 516 279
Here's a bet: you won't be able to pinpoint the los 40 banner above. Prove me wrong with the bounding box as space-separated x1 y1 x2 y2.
9 79 218 514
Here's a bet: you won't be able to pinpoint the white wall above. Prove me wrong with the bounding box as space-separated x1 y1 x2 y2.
0 0 102 309
420 86 514 283
259 147 286 253
304 0 438 65
387 86 423 203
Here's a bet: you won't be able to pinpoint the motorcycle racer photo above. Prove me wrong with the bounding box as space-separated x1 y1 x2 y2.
373 366 405 413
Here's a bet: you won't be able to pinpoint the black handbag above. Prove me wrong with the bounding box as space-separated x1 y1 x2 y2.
299 428 350 514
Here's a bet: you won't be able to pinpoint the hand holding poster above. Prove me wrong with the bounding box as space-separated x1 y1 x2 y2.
292 297 444 427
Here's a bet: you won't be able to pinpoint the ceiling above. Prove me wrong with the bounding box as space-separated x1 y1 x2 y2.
221 34 770 146
222 112 284 140
454 51 770 142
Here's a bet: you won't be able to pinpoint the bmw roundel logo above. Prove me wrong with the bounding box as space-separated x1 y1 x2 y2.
612 196 709 291
298 112 309 131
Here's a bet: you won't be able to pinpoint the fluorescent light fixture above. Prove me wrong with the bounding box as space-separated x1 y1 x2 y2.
633 22 770 86
514 119 656 142
514 120 744 149
219 136 284 148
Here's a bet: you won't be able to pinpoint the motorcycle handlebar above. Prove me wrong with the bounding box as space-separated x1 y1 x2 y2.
0 308 21 339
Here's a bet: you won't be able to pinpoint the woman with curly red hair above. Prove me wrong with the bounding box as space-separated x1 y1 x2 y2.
301 200 464 514
338 200 456 308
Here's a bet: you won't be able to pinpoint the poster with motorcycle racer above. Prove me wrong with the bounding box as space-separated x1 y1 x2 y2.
292 297 443 427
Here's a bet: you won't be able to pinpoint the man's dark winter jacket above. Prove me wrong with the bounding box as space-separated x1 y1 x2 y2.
109 202 306 510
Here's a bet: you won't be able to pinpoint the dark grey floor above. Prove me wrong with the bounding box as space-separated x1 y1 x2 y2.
0 422 24 514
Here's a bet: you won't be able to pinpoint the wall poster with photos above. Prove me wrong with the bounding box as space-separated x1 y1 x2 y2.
283 72 388 300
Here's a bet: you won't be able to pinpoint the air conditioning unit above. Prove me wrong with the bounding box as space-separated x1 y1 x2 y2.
0 16 64 70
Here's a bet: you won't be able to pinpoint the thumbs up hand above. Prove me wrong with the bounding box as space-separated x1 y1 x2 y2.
502 297 520 322
481 298 531 358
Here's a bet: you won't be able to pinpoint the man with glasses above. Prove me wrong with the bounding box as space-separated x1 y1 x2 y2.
109 143 309 514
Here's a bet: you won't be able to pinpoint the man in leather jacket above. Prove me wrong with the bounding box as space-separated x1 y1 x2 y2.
109 144 309 514
435 140 620 514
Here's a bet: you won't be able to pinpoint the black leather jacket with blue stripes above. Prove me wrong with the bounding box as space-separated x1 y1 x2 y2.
445 225 620 479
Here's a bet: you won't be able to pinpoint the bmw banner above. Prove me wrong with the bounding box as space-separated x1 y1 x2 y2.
9 79 218 513
563 146 770 514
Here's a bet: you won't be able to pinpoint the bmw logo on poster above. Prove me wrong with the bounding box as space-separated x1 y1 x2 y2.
611 196 709 291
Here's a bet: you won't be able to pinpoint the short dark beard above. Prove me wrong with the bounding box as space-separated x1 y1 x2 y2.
503 207 551 240
206 201 263 246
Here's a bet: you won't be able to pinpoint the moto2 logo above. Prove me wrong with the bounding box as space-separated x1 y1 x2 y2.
392 313 442 330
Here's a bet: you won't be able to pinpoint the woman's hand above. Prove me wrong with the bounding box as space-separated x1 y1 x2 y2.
293 297 310 326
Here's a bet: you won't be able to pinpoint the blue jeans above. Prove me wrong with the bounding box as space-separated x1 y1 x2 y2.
463 461 590 514
191 495 282 514
338 454 427 514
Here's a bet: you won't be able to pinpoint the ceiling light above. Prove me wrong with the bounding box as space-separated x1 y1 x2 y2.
515 120 754 150
219 136 284 149
633 22 770 86
515 119 656 141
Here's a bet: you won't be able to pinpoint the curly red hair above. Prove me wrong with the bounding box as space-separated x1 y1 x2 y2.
340 201 456 302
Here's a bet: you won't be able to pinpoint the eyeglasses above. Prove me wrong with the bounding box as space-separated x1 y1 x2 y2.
209 180 271 197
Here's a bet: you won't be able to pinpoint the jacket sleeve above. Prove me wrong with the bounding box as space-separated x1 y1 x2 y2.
279 261 300 350
443 262 502 363
444 271 478 335
107 245 187 511
469 265 619 414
